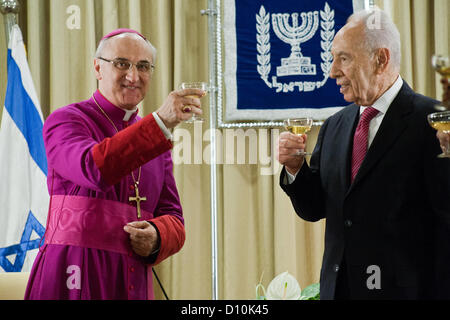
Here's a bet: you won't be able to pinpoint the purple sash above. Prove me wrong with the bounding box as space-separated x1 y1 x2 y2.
45 195 153 254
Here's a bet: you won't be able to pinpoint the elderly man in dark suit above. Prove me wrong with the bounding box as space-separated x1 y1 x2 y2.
278 8 450 300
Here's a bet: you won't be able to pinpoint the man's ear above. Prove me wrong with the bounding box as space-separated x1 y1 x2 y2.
94 59 102 81
375 48 390 74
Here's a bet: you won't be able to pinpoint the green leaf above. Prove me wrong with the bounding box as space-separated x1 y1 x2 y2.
300 283 320 300
255 283 266 300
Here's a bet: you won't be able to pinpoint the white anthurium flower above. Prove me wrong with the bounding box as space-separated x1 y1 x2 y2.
266 271 301 300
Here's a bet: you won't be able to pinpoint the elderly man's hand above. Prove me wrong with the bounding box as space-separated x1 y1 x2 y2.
123 221 159 257
437 131 450 154
277 131 307 175
156 88 205 128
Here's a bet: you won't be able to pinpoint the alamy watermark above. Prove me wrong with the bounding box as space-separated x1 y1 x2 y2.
66 264 81 290
366 264 381 290
172 123 282 176
66 5 81 30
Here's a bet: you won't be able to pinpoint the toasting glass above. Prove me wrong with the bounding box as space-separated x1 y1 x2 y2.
283 118 313 156
428 111 450 158
179 82 208 123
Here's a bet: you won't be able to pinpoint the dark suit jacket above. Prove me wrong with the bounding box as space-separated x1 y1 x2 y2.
280 82 450 300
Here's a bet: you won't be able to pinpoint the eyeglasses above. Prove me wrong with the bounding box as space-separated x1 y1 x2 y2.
97 57 154 74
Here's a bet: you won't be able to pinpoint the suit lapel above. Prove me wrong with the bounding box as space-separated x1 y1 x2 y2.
338 105 360 190
320 104 359 194
348 83 414 191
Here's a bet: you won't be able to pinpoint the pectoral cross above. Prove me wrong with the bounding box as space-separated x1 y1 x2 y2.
129 182 147 219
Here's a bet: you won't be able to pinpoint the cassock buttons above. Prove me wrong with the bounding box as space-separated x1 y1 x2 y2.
333 264 340 272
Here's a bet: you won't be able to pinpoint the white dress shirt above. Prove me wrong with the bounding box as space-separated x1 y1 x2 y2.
285 75 404 184
152 112 173 140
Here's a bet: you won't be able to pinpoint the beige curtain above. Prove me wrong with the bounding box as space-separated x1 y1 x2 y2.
0 0 448 300
376 0 450 99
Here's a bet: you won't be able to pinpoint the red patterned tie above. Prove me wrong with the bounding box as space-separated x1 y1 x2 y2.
351 107 379 182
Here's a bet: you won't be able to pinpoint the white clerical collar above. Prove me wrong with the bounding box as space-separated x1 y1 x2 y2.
361 75 403 115
120 107 138 121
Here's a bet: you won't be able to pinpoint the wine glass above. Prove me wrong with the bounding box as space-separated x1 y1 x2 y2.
179 82 208 123
428 111 450 158
283 118 313 156
431 54 450 111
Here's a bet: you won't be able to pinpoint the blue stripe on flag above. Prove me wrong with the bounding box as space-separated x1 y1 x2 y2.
4 49 47 175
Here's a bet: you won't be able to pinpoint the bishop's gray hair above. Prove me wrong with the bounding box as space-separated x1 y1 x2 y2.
95 33 157 64
347 7 401 72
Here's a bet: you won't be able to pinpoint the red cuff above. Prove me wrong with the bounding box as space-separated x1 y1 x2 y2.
148 215 185 266
92 114 173 185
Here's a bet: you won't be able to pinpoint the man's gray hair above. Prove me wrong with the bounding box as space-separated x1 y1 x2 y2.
95 33 158 63
348 8 401 71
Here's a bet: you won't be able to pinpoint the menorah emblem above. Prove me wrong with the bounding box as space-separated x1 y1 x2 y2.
272 11 319 77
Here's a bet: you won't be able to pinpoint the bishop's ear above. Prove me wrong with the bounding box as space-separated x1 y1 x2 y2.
94 58 102 80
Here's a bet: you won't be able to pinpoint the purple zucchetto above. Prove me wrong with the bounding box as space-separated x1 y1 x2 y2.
100 28 147 43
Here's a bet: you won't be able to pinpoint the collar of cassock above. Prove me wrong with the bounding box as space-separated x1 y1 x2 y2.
93 90 139 124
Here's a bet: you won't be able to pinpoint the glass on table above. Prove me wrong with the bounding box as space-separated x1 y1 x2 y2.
431 54 450 111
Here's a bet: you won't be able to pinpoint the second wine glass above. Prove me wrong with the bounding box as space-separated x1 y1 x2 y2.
283 118 313 156
428 111 450 158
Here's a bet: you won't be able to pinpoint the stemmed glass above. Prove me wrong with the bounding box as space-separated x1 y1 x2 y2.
283 118 313 156
179 82 208 123
428 111 450 158
431 54 450 111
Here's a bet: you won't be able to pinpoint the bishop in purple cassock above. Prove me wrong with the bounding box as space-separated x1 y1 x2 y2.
24 29 200 300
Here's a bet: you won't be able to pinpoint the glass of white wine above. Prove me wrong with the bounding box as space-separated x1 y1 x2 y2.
179 82 208 123
283 118 313 156
428 111 450 158
431 54 450 111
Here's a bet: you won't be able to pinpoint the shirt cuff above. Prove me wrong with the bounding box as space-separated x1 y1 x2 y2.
152 112 172 140
285 169 299 184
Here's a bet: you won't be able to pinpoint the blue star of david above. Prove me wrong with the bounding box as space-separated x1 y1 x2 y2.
0 211 45 272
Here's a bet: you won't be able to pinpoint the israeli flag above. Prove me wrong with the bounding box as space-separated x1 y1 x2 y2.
0 25 48 272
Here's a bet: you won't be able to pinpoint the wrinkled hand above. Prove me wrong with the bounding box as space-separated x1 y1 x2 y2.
156 88 205 128
437 130 450 154
123 221 159 257
277 132 307 175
